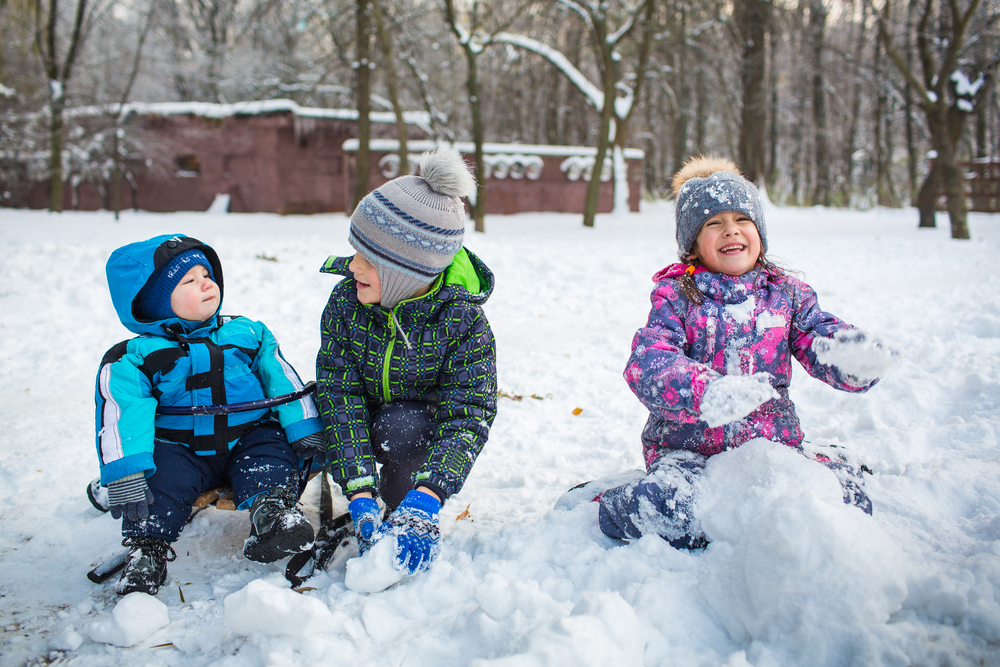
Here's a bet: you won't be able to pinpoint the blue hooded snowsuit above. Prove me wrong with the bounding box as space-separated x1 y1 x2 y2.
95 234 322 541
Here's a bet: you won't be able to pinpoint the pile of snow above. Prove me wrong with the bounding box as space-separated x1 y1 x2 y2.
1 203 999 666
698 440 908 667
224 578 333 637
86 593 169 647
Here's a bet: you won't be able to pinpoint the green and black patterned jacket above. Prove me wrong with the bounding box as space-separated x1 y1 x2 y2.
316 247 497 501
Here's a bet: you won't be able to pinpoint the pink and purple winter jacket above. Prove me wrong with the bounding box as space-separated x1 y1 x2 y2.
625 263 876 468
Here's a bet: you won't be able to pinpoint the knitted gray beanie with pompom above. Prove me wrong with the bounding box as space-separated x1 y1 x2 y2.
348 148 476 309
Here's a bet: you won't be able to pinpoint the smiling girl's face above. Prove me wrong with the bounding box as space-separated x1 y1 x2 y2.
689 211 762 276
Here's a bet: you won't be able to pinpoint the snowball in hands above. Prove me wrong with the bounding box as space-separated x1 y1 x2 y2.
811 329 899 384
344 536 407 593
700 373 778 428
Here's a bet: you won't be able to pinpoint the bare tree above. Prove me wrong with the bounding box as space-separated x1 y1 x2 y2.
874 0 998 238
372 0 408 176
442 0 535 233
33 0 106 211
733 0 771 183
496 0 655 226
351 0 372 211
808 0 829 205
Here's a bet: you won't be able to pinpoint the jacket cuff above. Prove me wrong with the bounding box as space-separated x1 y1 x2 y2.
100 452 155 487
413 473 450 502
283 417 322 443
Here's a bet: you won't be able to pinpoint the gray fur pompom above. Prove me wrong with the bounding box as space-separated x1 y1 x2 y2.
419 148 476 198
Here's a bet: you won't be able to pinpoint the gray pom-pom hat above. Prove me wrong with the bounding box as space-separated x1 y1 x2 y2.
349 148 476 309
675 170 767 262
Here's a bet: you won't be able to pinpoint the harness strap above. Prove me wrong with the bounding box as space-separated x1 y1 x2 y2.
157 333 240 456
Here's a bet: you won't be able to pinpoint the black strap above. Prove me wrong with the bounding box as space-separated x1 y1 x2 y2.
156 382 316 416
159 334 230 455
138 348 187 382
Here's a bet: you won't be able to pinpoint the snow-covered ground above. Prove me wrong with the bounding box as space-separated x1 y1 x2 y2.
1 202 999 667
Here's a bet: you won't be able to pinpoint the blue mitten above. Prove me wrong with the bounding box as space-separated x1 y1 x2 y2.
107 472 154 522
348 497 382 556
375 490 442 575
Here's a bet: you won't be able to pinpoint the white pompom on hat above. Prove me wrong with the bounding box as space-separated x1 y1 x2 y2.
348 148 476 309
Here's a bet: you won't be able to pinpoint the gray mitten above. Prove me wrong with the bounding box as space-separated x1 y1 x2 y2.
290 432 327 458
107 472 154 522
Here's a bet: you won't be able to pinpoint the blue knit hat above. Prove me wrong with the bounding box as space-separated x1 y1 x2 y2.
138 249 215 320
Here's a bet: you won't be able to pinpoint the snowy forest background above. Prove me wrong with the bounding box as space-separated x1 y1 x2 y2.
1 0 999 228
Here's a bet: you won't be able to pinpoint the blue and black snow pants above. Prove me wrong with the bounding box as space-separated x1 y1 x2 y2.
370 401 436 511
122 422 300 542
598 448 872 549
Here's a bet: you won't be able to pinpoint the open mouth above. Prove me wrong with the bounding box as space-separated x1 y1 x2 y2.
357 281 370 290
719 244 746 255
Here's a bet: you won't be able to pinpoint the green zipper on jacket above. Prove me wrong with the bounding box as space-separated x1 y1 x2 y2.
377 272 447 403
381 315 396 404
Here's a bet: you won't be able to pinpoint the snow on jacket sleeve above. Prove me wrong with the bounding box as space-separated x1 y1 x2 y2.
316 294 379 498
250 320 322 442
94 340 158 486
785 276 876 393
624 281 721 424
415 302 497 500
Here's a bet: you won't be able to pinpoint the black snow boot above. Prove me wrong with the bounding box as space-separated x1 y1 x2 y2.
116 537 176 596
244 483 315 564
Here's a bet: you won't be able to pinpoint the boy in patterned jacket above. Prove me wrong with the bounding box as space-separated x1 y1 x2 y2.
314 148 497 582
96 234 325 595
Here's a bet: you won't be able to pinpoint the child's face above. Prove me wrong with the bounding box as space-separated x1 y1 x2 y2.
169 265 220 321
348 253 382 304
689 211 761 276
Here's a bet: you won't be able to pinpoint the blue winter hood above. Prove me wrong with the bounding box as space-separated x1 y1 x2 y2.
106 234 225 336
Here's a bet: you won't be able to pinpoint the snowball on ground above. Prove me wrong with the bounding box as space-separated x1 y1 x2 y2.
86 592 169 647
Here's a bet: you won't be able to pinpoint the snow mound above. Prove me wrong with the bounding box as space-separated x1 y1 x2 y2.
698 438 844 543
697 440 908 666
471 591 645 667
344 536 406 593
87 592 169 647
224 578 333 637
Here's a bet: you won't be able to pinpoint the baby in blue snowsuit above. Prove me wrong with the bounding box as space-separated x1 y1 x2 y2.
95 234 325 595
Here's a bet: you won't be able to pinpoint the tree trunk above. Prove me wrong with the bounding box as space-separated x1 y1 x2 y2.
841 0 866 206
904 0 918 203
940 156 969 239
583 30 616 228
916 158 939 228
672 0 689 175
467 49 486 233
583 101 614 228
809 0 829 206
48 90 64 212
767 26 779 189
351 0 372 212
372 0 408 176
736 0 770 183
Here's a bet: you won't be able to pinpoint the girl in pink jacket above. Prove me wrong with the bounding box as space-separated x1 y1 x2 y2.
598 156 896 548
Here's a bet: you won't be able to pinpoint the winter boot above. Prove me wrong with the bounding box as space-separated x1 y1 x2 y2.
244 484 315 564
116 537 176 596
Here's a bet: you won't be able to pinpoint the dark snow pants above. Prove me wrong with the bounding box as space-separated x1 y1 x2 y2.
371 401 436 511
122 422 300 542
598 448 873 549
